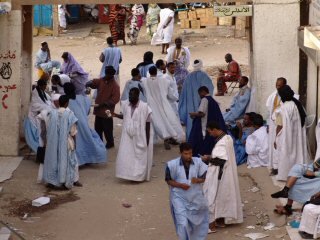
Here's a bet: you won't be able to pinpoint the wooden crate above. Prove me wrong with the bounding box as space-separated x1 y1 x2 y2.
190 20 201 29
178 11 188 20
195 8 206 19
200 17 218 27
180 19 190 29
188 11 197 20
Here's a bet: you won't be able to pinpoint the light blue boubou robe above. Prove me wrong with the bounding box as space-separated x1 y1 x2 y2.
43 109 78 189
68 95 107 165
24 118 39 153
223 86 251 123
178 71 214 139
167 157 209 240
121 80 147 103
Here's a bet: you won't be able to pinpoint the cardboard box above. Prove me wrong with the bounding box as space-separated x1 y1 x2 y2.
188 11 197 20
196 8 206 19
200 17 218 27
190 20 201 29
180 19 190 29
178 11 188 20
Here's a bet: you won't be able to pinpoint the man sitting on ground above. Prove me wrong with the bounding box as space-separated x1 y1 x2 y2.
246 114 269 168
223 76 251 123
35 42 61 78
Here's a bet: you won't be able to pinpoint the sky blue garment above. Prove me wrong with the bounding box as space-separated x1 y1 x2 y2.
68 95 107 165
43 109 78 189
121 79 147 102
138 63 155 78
233 127 255 165
288 163 320 204
167 157 209 240
100 47 122 77
223 87 251 123
24 117 39 153
178 71 214 139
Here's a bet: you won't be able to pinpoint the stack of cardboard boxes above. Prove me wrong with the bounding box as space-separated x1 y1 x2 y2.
178 8 230 29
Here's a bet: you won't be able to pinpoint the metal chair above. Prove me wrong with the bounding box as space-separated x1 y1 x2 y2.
226 80 239 95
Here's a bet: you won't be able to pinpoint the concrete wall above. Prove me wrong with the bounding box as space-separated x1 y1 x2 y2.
0 11 22 155
251 0 300 117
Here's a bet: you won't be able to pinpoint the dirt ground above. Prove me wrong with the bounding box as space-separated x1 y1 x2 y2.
0 22 291 240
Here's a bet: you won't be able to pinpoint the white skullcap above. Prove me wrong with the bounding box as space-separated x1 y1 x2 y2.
192 59 203 71
52 93 61 101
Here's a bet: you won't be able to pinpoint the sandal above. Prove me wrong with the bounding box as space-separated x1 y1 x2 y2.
273 204 292 216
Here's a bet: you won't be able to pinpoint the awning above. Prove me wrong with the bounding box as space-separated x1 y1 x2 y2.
298 26 320 65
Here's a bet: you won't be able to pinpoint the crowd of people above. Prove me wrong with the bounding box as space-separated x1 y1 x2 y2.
25 6 320 238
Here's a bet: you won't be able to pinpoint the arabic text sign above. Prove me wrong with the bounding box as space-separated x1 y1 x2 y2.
214 5 252 17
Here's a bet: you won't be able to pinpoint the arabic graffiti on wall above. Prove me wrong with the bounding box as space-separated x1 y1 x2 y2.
214 5 253 17
0 49 17 109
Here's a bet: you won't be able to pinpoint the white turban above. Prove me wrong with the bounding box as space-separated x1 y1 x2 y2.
192 59 203 71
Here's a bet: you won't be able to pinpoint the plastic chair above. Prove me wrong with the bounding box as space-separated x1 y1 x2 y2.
306 114 316 129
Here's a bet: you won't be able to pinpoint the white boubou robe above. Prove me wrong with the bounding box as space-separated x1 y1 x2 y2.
246 126 269 168
299 204 320 236
116 100 153 181
275 101 309 180
163 72 179 116
203 134 243 224
142 76 185 142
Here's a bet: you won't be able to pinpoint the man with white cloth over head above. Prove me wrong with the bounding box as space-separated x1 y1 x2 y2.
202 121 243 233
179 59 214 139
114 88 153 181
142 66 185 150
274 85 309 181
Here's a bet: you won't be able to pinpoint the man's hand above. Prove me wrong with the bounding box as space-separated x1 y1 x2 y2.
226 108 230 112
180 183 190 191
191 177 204 184
236 121 242 129
189 112 197 119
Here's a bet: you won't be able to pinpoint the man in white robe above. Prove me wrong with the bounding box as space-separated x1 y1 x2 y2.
151 7 175 54
266 77 290 175
166 37 191 69
114 88 153 182
299 199 320 238
35 42 61 75
142 66 185 150
51 74 71 94
203 121 243 233
163 62 179 116
275 85 309 181
246 114 269 168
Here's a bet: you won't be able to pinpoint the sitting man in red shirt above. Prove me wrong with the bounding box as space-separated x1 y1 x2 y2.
216 53 241 96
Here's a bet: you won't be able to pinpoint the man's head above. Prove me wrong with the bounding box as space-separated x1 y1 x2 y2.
198 86 209 98
59 95 69 108
61 52 69 63
239 76 249 88
37 79 48 91
107 37 113 45
143 51 153 63
276 77 287 90
243 112 255 127
104 66 116 80
166 62 175 75
253 114 264 129
52 94 61 108
179 142 193 162
156 59 166 71
51 75 61 86
63 82 76 100
149 66 157 77
207 121 223 137
131 68 141 80
175 37 182 49
41 42 48 51
129 87 140 105
225 53 233 63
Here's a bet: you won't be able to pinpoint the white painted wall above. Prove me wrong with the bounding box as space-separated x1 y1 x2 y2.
0 11 22 155
251 0 300 117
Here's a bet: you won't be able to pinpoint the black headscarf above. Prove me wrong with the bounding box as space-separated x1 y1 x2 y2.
136 51 154 68
278 85 306 127
63 82 76 100
36 79 48 103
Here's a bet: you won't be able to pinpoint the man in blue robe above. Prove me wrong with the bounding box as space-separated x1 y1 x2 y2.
64 83 107 166
121 68 147 102
136 51 155 78
179 59 214 139
165 143 209 240
43 96 80 189
223 76 251 123
188 86 227 156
